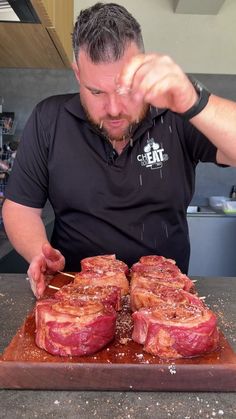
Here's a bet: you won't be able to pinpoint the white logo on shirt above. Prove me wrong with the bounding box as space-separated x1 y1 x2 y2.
137 138 168 169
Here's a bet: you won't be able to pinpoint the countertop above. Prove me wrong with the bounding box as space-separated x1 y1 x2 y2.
0 275 235 418
187 206 236 217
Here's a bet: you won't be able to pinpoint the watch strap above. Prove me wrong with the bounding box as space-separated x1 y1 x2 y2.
180 78 211 120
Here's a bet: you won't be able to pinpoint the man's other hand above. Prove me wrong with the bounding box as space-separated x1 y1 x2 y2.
27 243 65 299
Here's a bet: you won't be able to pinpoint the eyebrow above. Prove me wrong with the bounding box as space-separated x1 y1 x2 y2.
84 85 104 94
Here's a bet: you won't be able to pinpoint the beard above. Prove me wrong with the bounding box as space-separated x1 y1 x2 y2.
80 95 149 142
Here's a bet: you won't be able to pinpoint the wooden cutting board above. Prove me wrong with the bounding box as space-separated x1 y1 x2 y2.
0 274 236 391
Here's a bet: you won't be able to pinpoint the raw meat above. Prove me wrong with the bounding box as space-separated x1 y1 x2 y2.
132 304 219 359
54 283 121 311
36 253 219 360
130 271 194 293
130 254 219 359
74 270 129 296
35 298 117 356
139 255 176 266
81 254 129 275
130 255 194 293
130 285 204 312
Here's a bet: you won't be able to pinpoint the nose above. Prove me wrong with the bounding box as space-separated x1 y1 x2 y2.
106 93 122 116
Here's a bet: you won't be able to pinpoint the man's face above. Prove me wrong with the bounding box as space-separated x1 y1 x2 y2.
73 43 147 141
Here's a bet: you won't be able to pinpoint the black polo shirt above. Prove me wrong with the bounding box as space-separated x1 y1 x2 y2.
5 94 217 272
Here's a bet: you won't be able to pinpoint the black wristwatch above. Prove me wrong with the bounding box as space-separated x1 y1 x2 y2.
179 77 211 120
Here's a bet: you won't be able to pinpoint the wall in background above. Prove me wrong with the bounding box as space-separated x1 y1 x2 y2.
190 73 236 205
0 68 78 135
74 0 236 75
0 68 236 205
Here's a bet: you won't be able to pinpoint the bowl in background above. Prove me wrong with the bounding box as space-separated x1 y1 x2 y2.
222 200 236 215
208 196 230 213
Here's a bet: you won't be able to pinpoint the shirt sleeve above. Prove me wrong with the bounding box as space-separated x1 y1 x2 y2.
5 104 49 208
172 111 219 165
182 118 218 165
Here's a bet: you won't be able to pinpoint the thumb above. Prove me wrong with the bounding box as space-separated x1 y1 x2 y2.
42 242 61 262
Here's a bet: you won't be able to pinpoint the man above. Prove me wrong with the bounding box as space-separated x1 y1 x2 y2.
3 3 236 298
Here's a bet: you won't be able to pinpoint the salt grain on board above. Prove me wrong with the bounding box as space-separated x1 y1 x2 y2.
168 364 177 375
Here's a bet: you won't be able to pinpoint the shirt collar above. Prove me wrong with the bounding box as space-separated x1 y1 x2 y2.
64 93 87 120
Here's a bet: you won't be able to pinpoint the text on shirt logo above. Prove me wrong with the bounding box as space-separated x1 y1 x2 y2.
137 138 168 169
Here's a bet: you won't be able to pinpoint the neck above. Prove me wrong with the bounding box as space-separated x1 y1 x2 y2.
110 137 130 155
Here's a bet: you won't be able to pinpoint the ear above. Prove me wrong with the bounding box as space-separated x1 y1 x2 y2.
72 61 80 83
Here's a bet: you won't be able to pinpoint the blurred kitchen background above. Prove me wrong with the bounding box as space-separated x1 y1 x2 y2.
0 0 236 275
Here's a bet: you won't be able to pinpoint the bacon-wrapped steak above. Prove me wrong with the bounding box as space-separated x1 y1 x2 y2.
54 283 121 311
130 271 194 293
132 304 219 359
130 285 204 312
74 270 129 296
35 299 117 356
138 255 176 266
130 255 194 293
35 253 220 360
81 254 129 275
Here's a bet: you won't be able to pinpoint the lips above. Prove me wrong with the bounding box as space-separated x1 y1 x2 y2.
105 119 127 129
107 119 124 126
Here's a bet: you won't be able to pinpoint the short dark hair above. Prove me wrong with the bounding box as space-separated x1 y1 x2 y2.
72 2 144 62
